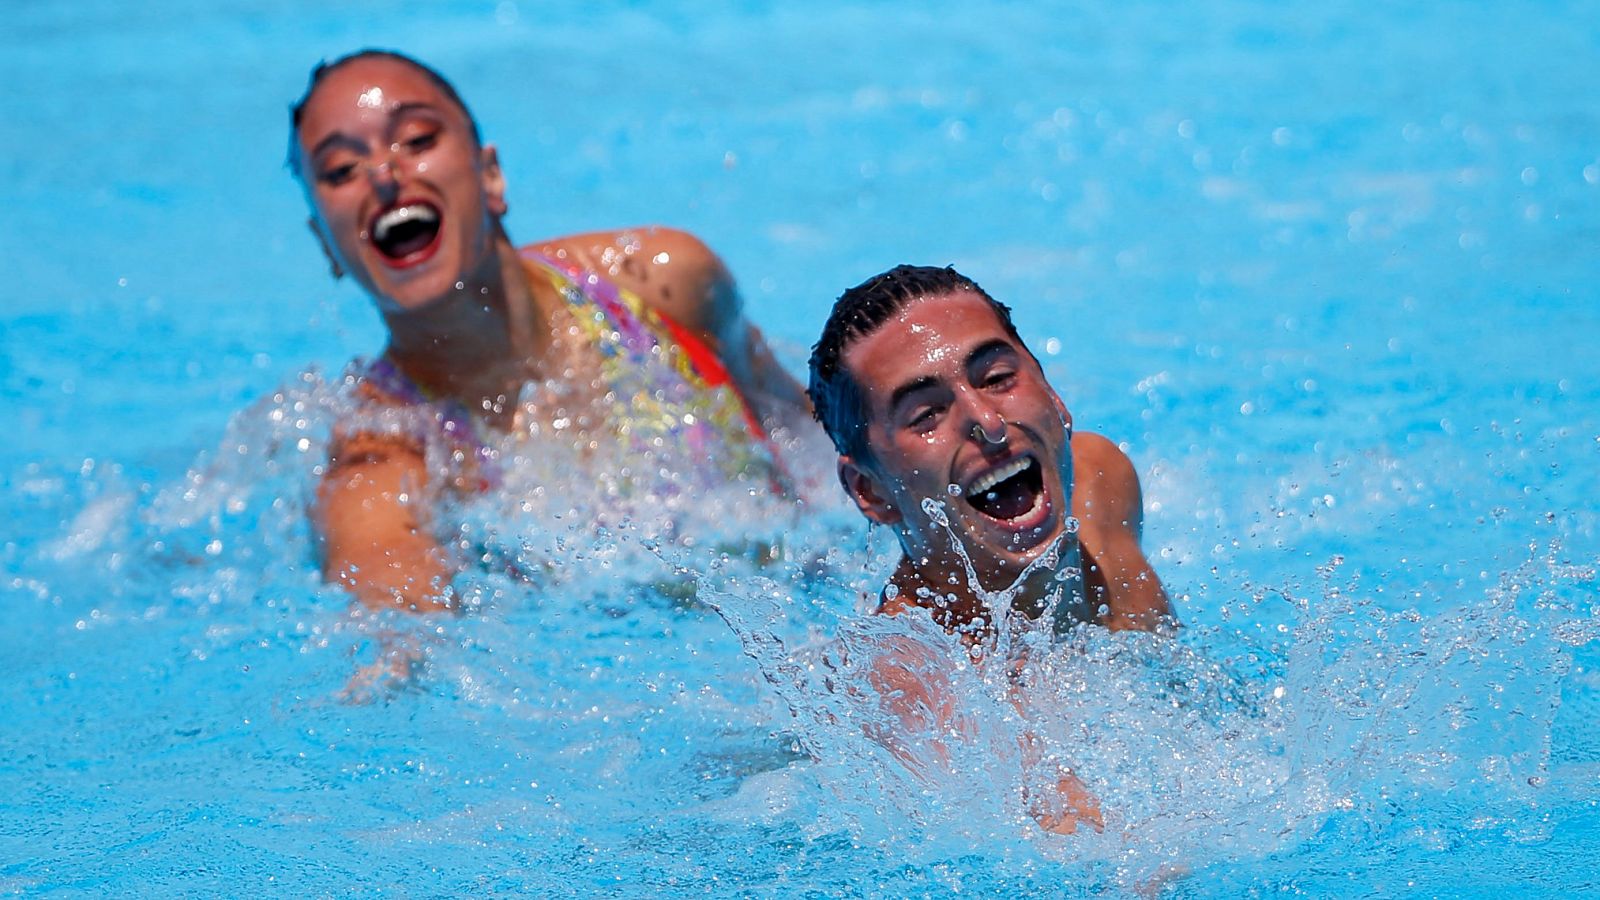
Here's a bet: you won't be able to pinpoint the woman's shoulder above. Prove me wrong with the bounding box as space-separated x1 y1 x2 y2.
326 357 430 465
521 227 730 331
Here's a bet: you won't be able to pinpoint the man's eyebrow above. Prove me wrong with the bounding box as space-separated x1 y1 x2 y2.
965 338 1018 373
888 375 940 413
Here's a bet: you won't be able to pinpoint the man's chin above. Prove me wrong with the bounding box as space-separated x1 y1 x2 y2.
955 513 1066 581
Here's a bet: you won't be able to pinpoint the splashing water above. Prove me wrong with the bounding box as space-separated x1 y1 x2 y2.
34 356 840 693
704 496 1600 886
913 495 1085 648
8 0 1600 891
12 358 1599 893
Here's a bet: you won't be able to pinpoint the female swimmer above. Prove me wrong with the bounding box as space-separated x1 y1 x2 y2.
289 50 811 612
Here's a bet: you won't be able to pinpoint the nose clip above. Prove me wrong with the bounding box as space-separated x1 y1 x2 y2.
972 418 1008 445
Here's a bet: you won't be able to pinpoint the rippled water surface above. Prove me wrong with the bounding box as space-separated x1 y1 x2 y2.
5 1 1599 895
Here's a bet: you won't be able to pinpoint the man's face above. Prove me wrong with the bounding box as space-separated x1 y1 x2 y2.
294 56 506 313
838 289 1074 584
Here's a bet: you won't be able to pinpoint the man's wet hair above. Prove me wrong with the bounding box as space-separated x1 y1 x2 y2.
807 264 1024 463
287 49 482 174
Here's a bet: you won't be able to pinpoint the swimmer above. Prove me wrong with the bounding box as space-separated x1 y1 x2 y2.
289 50 813 614
807 264 1172 833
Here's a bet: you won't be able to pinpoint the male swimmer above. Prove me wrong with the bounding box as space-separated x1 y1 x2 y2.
806 264 1172 832
288 50 813 615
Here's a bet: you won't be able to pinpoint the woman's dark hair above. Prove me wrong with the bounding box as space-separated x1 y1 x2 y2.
287 49 482 173
807 265 1021 462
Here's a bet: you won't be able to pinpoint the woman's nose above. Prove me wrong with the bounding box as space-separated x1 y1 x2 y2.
366 153 402 196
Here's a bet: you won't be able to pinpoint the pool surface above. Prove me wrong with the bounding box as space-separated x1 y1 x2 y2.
4 0 1599 895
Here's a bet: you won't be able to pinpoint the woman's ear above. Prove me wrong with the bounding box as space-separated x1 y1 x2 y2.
839 456 900 525
308 217 344 279
481 144 508 217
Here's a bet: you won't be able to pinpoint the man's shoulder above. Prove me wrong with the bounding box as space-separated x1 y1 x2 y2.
1069 431 1144 536
1070 430 1136 482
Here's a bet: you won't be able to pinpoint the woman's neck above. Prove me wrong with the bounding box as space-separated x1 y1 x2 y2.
380 235 549 418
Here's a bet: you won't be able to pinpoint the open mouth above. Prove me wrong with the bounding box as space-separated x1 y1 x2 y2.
964 455 1048 527
369 202 441 263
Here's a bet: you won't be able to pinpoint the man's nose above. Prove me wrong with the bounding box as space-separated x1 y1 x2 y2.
960 389 1008 445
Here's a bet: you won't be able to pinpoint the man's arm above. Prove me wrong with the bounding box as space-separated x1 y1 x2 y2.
869 620 1105 835
1070 432 1172 631
534 227 813 433
316 435 455 614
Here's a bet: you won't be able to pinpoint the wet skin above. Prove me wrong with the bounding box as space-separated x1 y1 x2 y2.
834 288 1171 837
292 55 814 619
836 289 1170 632
838 290 1075 592
294 56 507 314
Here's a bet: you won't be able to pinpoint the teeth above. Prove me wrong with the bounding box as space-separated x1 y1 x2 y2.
966 456 1032 497
373 205 438 242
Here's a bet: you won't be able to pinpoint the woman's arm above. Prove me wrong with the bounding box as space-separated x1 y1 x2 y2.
316 435 455 613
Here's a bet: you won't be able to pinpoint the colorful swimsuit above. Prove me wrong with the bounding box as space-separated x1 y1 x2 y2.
343 248 787 494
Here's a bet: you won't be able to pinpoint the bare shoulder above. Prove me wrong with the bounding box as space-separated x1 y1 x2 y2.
1069 430 1144 538
529 226 734 334
531 225 715 266
1069 432 1170 629
1071 431 1139 490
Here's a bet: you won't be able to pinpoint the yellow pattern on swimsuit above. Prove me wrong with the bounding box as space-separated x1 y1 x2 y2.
521 248 787 492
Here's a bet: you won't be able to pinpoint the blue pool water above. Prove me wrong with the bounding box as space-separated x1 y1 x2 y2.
5 0 1599 894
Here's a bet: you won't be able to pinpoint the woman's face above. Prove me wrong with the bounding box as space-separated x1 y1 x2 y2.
294 56 506 313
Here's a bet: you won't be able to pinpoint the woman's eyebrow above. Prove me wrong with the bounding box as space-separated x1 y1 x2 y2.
307 102 446 161
308 131 365 163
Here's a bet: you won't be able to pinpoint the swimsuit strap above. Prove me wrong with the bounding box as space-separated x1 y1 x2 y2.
360 355 426 404
351 357 498 490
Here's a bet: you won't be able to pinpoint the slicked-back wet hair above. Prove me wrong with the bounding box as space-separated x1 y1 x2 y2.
807 265 1023 463
287 49 482 174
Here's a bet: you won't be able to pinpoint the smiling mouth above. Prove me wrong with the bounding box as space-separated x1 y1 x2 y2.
964 455 1048 527
370 202 441 262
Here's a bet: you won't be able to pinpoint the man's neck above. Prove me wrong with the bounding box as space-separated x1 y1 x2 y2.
886 539 1090 640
